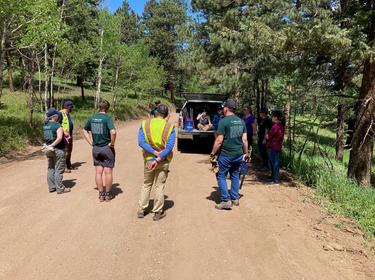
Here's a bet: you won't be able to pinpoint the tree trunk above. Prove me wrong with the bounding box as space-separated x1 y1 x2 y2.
95 28 104 109
112 64 120 116
27 51 35 126
335 104 345 161
260 79 269 109
5 50 14 93
255 78 260 115
347 59 375 186
77 75 85 101
44 44 49 111
96 57 103 108
348 5 375 186
0 18 6 103
168 64 175 102
284 84 292 137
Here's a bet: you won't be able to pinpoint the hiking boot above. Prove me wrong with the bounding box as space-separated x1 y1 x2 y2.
232 199 239 206
99 192 105 202
57 188 71 194
153 211 166 221
104 192 113 202
137 209 145 219
215 201 232 210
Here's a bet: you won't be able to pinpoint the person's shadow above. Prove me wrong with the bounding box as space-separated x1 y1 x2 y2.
93 183 123 200
206 186 221 204
71 162 86 170
206 186 244 204
111 183 123 200
63 179 77 189
146 195 175 214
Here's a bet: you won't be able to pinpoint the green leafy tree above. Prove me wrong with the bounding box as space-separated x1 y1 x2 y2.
143 0 187 101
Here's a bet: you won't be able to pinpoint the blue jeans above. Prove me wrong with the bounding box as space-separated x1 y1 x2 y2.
216 154 243 202
268 149 280 183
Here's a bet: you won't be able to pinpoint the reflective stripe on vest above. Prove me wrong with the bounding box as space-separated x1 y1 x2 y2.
142 118 174 161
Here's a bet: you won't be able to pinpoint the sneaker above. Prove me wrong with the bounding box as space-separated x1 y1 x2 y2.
232 199 239 206
215 201 232 210
153 211 166 221
137 209 145 219
268 181 280 187
104 192 113 202
99 192 105 202
49 189 56 193
57 188 71 194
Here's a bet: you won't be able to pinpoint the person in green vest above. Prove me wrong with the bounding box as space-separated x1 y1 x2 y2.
149 100 161 118
83 100 117 202
43 108 71 194
137 104 176 221
60 100 74 173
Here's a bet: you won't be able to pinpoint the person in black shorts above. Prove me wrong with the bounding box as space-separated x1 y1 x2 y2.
83 100 117 202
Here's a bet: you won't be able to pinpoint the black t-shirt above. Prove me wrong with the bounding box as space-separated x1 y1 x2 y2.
258 116 272 141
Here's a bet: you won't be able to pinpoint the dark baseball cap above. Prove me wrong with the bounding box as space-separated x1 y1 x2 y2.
223 99 236 110
46 108 59 117
156 104 169 116
63 100 74 109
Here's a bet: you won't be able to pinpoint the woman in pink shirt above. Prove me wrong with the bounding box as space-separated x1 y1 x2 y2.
266 110 285 185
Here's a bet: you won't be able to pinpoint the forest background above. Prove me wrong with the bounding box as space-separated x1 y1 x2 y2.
0 0 374 236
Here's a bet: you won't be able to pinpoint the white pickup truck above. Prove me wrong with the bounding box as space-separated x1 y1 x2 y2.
177 93 227 151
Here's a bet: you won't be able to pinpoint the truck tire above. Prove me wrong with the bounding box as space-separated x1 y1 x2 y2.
177 139 185 151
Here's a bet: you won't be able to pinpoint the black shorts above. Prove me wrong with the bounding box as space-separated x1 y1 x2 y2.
92 145 115 168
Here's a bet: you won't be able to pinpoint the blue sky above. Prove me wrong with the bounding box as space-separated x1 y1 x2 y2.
102 0 148 14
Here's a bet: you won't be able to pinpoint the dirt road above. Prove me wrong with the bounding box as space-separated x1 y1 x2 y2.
0 116 374 280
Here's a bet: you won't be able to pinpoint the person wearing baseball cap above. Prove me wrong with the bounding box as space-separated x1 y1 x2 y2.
60 100 75 172
149 100 161 118
43 108 71 194
210 99 248 210
137 103 176 221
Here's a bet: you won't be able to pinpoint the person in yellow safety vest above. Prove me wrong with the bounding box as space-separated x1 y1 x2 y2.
137 104 176 221
60 100 74 173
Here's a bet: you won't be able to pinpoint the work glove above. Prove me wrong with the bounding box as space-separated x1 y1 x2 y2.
210 154 219 174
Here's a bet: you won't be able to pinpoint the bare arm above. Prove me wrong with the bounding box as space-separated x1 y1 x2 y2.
242 133 249 155
110 129 116 147
83 129 93 146
50 127 63 147
211 135 224 155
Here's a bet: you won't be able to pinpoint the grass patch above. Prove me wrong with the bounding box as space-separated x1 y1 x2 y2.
283 115 375 237
0 86 170 157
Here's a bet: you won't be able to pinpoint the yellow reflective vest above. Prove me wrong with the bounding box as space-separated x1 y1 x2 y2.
141 117 174 162
60 110 70 135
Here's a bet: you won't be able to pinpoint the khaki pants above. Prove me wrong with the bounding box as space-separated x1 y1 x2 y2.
139 160 170 213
